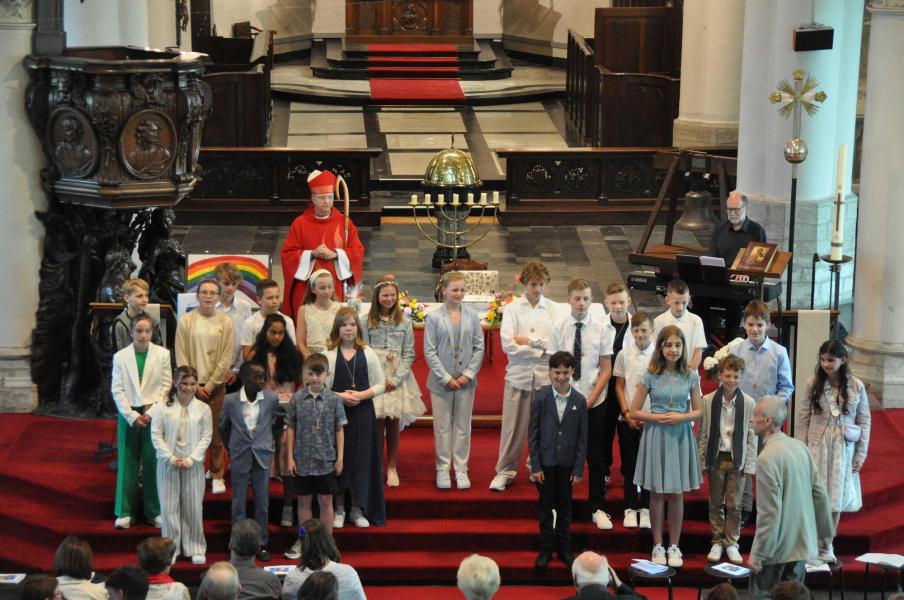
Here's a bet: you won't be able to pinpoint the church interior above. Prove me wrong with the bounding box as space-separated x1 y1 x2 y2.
1 0 903 598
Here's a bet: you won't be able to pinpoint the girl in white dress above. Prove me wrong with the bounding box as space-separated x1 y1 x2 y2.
151 366 213 565
362 277 426 487
297 269 342 358
797 339 871 563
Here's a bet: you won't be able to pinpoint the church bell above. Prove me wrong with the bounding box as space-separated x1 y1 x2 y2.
675 190 720 231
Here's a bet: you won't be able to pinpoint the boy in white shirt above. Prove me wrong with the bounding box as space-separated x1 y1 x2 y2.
613 310 654 529
241 279 298 360
491 262 561 492
600 282 634 492
547 279 614 529
215 262 252 392
653 279 707 369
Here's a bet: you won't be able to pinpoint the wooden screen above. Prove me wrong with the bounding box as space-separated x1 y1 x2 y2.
346 0 473 45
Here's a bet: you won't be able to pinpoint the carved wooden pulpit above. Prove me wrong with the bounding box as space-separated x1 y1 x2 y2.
346 0 474 45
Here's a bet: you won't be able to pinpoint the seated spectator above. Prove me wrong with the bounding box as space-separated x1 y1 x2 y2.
770 581 815 600
706 583 739 600
198 562 241 600
299 571 339 600
138 537 190 600
22 574 60 600
565 552 647 600
53 536 107 600
282 519 365 600
106 565 149 600
457 554 500 600
229 519 282 600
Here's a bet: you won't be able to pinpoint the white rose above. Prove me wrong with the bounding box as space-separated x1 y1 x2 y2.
703 357 719 371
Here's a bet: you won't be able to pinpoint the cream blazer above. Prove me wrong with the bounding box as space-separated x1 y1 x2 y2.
151 398 213 467
323 346 386 397
111 343 172 425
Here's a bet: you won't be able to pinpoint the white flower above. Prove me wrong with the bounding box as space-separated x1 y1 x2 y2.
703 357 719 371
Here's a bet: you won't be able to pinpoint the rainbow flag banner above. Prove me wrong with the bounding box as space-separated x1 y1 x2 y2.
187 254 270 303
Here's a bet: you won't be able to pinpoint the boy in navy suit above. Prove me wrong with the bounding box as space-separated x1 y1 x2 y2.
220 361 282 562
529 351 588 571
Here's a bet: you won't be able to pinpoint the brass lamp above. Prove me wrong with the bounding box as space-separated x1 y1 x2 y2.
422 136 482 188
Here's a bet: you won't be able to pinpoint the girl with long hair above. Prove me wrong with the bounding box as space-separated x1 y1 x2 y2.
297 269 342 358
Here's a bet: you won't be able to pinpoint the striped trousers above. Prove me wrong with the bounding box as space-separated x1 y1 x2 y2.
157 459 206 557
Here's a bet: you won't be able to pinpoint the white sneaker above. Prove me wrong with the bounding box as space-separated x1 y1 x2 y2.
455 472 471 489
211 479 226 494
349 508 370 528
191 554 206 565
285 540 302 560
819 544 836 564
153 515 162 528
114 516 131 529
666 545 683 568
333 511 345 529
592 510 613 530
651 544 667 565
707 543 723 562
436 471 452 489
725 545 743 565
489 474 509 492
623 509 638 528
638 508 651 529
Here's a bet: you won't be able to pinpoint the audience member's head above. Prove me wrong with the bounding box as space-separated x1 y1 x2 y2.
770 581 814 600
105 565 149 600
22 574 60 600
572 551 609 589
53 536 94 580
456 554 500 600
197 562 240 600
299 518 341 571
137 537 176 575
707 583 740 600
298 571 339 600
228 518 262 560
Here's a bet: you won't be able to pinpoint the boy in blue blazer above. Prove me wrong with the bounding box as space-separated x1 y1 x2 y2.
529 351 588 571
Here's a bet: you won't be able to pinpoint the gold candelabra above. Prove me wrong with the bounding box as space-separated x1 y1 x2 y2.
409 190 499 269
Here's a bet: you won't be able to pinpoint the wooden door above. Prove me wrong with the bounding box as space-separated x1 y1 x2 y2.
346 0 474 45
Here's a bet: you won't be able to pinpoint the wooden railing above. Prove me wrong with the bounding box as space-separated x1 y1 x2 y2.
566 31 598 145
174 147 382 225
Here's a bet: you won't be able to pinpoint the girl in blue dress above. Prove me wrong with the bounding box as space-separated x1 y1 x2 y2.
630 324 703 568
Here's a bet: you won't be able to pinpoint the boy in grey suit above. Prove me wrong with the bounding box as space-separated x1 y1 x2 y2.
529 351 588 571
220 361 282 561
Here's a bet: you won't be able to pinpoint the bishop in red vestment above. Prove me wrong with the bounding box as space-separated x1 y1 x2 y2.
280 170 364 318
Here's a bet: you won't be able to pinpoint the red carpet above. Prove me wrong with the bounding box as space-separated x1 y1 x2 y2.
367 56 460 65
368 66 461 78
1 410 903 588
369 78 465 104
367 43 458 54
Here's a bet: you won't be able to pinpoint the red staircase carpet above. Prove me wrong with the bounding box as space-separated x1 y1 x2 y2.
367 43 458 54
369 77 465 104
366 42 465 103
1 409 903 589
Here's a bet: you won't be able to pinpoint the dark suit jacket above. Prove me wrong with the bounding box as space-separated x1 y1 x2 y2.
563 583 649 600
529 384 588 477
219 389 281 472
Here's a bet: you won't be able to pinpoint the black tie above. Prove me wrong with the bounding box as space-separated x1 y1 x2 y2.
573 321 583 380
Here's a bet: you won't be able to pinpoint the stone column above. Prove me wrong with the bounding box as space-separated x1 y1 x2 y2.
673 0 745 147
735 0 863 308
0 6 45 411
847 0 904 408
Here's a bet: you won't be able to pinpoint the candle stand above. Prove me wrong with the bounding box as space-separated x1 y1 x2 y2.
819 254 853 338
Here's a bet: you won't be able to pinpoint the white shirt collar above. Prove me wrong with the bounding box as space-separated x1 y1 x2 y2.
571 313 592 326
635 343 654 356
553 386 572 400
521 294 548 310
240 388 264 404
669 310 689 322
746 336 772 353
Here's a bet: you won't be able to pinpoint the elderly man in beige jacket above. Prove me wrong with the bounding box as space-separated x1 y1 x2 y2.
748 396 834 599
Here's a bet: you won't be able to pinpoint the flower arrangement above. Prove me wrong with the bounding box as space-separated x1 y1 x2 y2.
398 291 427 323
484 290 515 327
703 337 745 379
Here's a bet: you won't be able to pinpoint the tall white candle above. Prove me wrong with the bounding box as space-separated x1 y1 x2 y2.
410 194 418 206
830 144 846 261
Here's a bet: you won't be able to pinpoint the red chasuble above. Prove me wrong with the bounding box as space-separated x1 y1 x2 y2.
280 205 364 318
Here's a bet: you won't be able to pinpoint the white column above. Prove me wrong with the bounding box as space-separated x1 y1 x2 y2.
672 0 745 147
735 0 862 308
0 7 45 411
847 0 904 408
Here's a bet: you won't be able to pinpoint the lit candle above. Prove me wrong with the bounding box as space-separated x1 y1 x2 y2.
424 193 432 206
492 191 500 205
466 193 474 205
830 144 846 261
479 192 487 205
410 194 419 206
452 193 460 206
436 194 446 206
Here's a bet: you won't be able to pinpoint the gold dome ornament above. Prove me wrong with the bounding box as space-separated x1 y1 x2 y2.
783 137 809 164
422 135 482 187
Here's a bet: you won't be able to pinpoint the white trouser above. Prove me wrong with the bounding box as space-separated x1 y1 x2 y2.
431 387 476 473
494 382 534 479
157 459 207 556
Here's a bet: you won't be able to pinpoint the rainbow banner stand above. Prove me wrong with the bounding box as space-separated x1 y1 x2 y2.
186 254 270 304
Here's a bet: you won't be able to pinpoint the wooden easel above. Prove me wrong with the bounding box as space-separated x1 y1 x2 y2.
629 149 737 267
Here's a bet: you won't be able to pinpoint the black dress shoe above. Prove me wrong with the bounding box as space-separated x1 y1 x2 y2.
740 511 750 528
534 552 552 570
558 550 575 567
257 548 272 562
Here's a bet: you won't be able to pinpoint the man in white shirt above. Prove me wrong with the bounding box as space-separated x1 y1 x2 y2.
547 279 614 529
653 279 707 369
490 262 562 491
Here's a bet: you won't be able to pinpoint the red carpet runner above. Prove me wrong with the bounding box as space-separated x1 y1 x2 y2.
369 78 465 104
366 42 465 104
